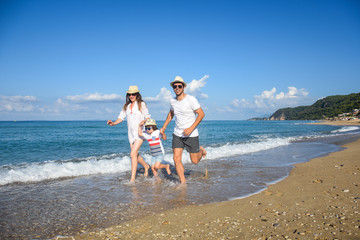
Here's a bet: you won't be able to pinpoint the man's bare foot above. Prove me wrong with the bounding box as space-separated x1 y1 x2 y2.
166 164 171 175
130 177 135 182
200 146 207 159
144 165 150 176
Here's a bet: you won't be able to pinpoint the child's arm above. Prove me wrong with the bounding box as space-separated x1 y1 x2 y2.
161 131 167 140
138 122 144 137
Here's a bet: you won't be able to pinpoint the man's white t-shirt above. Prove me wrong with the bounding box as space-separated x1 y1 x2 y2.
170 94 201 138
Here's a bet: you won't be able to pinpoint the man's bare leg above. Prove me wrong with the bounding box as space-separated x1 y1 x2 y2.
173 148 186 184
189 146 207 164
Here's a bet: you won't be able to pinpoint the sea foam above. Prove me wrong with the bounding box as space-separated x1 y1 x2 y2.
331 126 359 133
0 137 291 185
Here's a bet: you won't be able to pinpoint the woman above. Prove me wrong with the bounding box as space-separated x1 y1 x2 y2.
107 85 150 182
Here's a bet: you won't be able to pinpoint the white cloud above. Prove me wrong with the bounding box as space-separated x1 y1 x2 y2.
226 86 313 116
65 93 123 102
185 75 209 99
144 87 173 102
0 95 39 112
254 86 309 108
0 75 210 120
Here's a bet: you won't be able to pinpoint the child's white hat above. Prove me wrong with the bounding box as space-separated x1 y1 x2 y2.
144 119 157 126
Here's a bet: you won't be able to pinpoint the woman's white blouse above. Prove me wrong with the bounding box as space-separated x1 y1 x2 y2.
118 101 150 144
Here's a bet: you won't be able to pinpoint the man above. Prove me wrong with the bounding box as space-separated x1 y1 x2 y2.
160 76 207 184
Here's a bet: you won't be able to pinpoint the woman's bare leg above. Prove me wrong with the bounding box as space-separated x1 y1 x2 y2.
130 139 149 180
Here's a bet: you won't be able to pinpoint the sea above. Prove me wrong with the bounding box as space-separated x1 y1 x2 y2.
1 120 360 239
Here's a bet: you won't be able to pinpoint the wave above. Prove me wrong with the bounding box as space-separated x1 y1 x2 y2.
0 138 291 186
331 126 359 133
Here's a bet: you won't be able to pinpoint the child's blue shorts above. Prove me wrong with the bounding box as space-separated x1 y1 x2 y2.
151 154 164 166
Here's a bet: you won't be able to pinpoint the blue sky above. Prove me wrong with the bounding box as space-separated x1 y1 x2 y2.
1 0 359 120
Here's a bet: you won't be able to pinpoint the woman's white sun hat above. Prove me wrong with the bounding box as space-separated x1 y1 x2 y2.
144 119 157 126
127 85 140 94
170 76 187 87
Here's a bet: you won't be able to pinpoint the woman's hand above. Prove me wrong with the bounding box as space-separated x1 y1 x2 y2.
107 120 114 126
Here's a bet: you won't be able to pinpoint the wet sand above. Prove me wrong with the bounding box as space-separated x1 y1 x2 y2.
74 121 360 240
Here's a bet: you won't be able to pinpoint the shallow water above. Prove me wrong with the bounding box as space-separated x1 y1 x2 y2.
0 121 359 239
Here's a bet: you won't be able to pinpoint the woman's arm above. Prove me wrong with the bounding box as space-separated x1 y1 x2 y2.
107 118 123 126
141 102 151 120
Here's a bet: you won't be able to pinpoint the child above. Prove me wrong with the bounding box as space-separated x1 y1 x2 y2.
139 119 171 176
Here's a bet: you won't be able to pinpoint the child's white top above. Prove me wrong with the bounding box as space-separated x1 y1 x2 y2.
142 129 165 156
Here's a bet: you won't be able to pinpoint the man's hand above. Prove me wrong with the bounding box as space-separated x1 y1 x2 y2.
182 127 193 136
107 120 114 126
160 127 166 134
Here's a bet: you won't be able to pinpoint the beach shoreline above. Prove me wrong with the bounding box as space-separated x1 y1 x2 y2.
74 121 360 240
310 119 360 126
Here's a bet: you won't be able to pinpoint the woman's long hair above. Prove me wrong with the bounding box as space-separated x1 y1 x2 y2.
122 93 145 112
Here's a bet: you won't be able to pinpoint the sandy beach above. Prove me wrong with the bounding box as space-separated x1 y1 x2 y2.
310 119 360 126
73 121 360 240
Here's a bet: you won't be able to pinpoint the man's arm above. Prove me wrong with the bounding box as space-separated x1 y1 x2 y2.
161 131 167 140
160 110 174 134
182 107 205 136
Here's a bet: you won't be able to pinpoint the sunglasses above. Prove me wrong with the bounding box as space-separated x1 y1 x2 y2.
128 93 138 96
173 84 183 89
145 127 152 130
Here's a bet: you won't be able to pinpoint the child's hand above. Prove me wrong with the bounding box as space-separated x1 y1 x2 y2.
139 120 145 126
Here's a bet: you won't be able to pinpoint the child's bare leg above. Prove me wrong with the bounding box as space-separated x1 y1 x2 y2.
165 164 171 175
151 165 158 176
137 155 150 176
154 162 171 175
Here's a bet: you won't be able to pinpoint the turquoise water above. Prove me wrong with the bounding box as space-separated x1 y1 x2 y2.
0 120 348 184
0 120 359 238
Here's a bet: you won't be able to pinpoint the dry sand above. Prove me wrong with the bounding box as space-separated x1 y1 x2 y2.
74 121 360 240
310 119 360 126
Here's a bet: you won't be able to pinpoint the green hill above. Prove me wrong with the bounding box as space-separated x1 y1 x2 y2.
269 93 360 120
